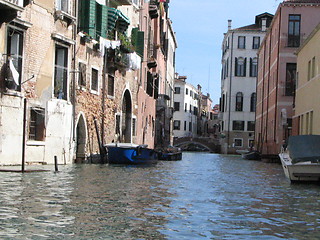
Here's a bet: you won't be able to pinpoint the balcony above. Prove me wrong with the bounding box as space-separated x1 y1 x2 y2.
0 0 24 10
149 4 158 19
110 0 132 6
147 57 157 69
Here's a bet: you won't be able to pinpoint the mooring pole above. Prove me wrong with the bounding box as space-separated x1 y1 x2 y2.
54 156 58 172
21 98 27 173
94 117 104 164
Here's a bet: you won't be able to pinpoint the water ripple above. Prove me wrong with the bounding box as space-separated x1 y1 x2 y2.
0 153 320 239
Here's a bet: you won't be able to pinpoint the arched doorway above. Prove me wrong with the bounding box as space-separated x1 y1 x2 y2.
122 90 132 143
75 114 87 163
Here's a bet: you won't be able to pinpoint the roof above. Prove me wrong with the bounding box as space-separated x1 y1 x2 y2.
283 0 320 3
234 12 274 31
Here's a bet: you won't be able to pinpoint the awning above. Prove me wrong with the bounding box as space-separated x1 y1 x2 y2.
107 7 130 33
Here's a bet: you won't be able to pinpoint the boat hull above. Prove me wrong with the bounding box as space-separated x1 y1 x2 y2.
241 151 261 160
106 144 158 165
158 152 182 161
279 153 320 182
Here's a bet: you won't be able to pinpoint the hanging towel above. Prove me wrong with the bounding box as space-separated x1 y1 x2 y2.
9 58 19 85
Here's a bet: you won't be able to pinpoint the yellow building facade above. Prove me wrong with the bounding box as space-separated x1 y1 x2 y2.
295 23 320 135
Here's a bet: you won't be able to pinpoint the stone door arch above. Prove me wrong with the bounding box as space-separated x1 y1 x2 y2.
121 90 132 143
75 113 87 163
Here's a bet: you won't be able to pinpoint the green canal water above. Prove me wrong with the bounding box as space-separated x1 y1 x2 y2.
0 152 319 239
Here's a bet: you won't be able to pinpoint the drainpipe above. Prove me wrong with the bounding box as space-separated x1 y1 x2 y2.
72 0 78 144
100 0 109 156
21 98 27 172
227 32 234 153
275 7 282 150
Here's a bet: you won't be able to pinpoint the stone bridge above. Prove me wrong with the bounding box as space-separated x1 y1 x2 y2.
173 137 221 153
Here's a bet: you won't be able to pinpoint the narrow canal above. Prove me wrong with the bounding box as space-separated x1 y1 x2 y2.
0 152 320 239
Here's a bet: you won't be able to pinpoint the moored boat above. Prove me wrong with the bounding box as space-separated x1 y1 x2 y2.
241 151 261 160
105 143 158 165
156 146 182 161
279 135 320 182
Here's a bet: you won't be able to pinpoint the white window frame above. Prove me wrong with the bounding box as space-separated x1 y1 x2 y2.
234 138 243 147
56 0 70 13
90 66 100 95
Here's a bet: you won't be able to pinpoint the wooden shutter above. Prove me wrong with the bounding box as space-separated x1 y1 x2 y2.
78 0 96 39
136 31 144 58
96 3 108 39
235 57 238 76
244 58 247 77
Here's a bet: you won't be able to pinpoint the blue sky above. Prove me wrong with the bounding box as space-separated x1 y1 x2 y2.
169 0 280 105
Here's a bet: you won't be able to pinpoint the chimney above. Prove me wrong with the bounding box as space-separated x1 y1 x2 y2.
228 19 232 30
261 18 267 32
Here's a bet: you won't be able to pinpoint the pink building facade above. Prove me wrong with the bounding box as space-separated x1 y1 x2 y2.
255 0 320 156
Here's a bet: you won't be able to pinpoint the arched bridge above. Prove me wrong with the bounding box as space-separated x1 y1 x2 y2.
173 137 221 153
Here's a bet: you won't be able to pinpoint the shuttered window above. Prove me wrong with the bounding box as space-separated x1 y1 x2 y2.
131 28 144 58
78 0 97 39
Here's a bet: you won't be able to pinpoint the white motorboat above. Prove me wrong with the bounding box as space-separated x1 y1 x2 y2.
279 135 320 182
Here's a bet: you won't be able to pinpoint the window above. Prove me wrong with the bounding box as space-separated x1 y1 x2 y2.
193 107 198 116
233 121 245 131
189 104 192 113
189 122 192 132
288 15 301 47
238 36 246 49
147 72 153 97
184 121 187 131
91 68 99 92
108 74 114 96
250 93 257 112
185 103 187 112
235 57 246 77
174 102 180 111
54 45 68 100
29 108 45 141
252 37 260 49
250 58 258 77
7 27 24 91
174 120 180 130
186 88 188 95
132 118 136 136
312 57 316 79
235 92 243 111
285 63 296 96
56 0 69 13
308 60 311 81
234 138 243 147
78 62 86 87
115 114 121 135
247 121 255 131
174 87 180 94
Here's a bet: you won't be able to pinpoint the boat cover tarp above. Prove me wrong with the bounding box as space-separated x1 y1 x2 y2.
288 135 320 164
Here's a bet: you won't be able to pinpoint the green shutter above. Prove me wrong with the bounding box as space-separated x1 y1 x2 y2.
131 27 138 46
136 31 144 58
78 0 96 39
96 3 108 39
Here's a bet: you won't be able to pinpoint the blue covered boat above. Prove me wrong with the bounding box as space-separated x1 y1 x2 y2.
105 143 158 165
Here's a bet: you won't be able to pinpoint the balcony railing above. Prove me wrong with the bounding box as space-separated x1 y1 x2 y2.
110 0 132 6
0 0 23 10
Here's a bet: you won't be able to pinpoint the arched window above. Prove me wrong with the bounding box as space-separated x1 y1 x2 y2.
250 58 258 77
235 92 243 111
250 93 257 112
235 57 246 77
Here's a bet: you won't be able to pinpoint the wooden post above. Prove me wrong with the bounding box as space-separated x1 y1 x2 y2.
94 117 105 164
54 156 58 172
21 98 27 173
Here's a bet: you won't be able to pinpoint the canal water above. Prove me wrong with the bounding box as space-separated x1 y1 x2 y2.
0 152 320 240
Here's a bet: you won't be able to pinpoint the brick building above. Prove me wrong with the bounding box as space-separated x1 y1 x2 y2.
0 0 177 165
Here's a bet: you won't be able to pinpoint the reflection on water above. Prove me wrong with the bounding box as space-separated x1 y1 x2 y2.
0 153 320 239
